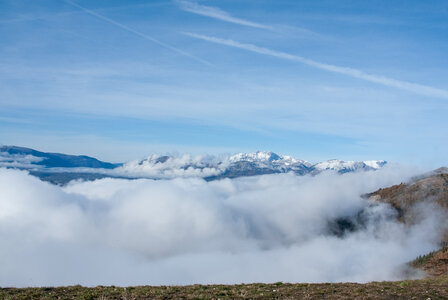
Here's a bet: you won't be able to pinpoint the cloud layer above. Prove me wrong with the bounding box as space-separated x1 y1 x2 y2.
0 166 444 287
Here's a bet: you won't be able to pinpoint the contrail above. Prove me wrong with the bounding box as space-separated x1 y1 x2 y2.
64 0 211 66
177 0 272 30
185 32 448 99
176 1 320 39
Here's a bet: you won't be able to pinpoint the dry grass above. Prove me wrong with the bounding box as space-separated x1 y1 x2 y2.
2 276 448 299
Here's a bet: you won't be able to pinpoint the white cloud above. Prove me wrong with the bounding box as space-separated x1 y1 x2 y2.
115 154 226 179
185 33 448 99
177 0 272 30
0 152 44 169
0 166 444 286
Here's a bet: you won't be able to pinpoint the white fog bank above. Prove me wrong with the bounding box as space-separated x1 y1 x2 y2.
0 166 445 287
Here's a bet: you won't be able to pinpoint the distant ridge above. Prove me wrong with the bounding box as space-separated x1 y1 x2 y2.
0 146 387 185
0 145 118 169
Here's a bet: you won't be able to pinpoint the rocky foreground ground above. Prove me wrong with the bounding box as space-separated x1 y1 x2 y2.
1 275 448 299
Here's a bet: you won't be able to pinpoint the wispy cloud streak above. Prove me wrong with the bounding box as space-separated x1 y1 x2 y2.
64 0 211 66
185 33 448 99
177 0 272 30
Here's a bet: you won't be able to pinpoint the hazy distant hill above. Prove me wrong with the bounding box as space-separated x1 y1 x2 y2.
0 145 118 169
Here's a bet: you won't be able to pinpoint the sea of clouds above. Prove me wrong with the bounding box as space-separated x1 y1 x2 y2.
0 165 446 287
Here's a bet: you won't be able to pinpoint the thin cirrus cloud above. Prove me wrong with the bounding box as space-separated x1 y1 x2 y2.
176 0 272 30
63 0 211 66
185 32 448 100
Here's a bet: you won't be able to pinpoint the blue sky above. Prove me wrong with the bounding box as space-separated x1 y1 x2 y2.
1 0 447 166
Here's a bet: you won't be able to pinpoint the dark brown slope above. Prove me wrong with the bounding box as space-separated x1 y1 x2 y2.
412 245 448 277
366 167 448 223
366 167 448 276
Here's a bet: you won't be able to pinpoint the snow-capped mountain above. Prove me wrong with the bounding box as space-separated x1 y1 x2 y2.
0 146 387 185
312 159 387 174
118 151 386 180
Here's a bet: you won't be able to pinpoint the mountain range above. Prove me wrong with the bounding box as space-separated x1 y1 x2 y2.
0 145 386 185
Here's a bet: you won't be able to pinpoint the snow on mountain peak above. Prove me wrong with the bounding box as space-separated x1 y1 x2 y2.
229 151 281 162
228 151 312 166
364 160 387 169
314 160 358 171
314 159 387 172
